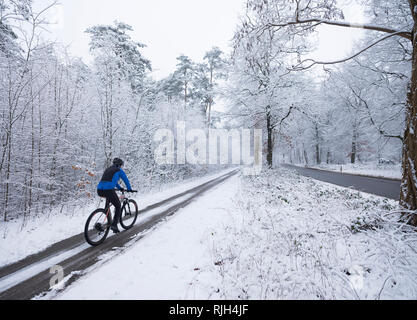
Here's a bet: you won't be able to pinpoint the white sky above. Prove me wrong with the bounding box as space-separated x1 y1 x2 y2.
36 0 367 81
38 0 245 79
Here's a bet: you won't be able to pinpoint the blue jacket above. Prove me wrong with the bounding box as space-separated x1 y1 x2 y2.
97 165 132 191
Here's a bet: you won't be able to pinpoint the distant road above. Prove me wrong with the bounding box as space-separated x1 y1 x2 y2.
282 164 401 200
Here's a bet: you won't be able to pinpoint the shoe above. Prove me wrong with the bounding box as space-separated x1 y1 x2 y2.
110 224 120 234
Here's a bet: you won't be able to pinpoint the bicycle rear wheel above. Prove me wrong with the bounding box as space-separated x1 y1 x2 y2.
120 199 139 230
84 209 111 246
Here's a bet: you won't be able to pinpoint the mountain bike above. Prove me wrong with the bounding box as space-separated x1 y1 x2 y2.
84 189 139 246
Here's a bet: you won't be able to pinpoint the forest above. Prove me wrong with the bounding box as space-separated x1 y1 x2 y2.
0 0 416 225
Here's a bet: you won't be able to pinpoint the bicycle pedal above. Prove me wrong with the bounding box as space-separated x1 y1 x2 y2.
110 226 120 234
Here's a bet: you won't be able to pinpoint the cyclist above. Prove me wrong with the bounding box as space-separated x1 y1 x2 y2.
97 158 132 233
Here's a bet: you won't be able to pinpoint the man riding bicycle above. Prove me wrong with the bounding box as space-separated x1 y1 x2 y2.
97 158 132 234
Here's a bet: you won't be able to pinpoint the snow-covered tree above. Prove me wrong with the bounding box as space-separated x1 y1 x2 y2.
203 47 227 127
239 0 416 224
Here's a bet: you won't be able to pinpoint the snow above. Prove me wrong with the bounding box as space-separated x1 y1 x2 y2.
34 166 417 300
194 168 417 299
0 168 236 268
294 162 402 180
0 190 205 294
5 166 417 300
42 174 240 300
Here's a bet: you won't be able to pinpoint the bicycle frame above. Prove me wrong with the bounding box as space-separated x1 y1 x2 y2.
102 190 132 226
103 199 113 226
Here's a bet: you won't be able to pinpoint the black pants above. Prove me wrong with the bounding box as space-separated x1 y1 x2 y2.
97 189 121 226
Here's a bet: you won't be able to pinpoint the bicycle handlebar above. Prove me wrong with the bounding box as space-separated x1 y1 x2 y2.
115 189 138 193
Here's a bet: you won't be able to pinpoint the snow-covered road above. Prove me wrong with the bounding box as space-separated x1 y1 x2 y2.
284 164 401 200
47 174 240 299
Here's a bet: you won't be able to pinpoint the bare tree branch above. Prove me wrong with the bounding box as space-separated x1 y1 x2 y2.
266 19 412 41
291 32 407 71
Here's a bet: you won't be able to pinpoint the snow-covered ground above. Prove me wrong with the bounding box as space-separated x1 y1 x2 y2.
0 168 236 268
38 167 417 300
295 162 402 180
197 168 417 299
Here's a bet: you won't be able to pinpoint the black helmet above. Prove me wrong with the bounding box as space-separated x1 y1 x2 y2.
113 158 124 167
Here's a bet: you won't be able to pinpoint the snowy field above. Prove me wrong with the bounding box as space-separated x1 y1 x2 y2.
295 162 402 180
0 168 235 268
39 167 417 300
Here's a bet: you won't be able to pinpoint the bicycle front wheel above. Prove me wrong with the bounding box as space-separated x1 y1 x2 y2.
120 199 139 230
84 209 111 246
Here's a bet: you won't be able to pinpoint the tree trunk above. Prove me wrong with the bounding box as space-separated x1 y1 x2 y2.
208 67 213 128
303 148 309 165
315 124 321 165
4 132 11 222
184 69 188 111
28 84 35 217
266 107 273 168
401 2 417 224
38 94 42 188
351 138 357 164
207 101 212 128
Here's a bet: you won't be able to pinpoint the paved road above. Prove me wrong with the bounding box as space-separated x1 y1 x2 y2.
283 165 401 200
0 169 238 300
